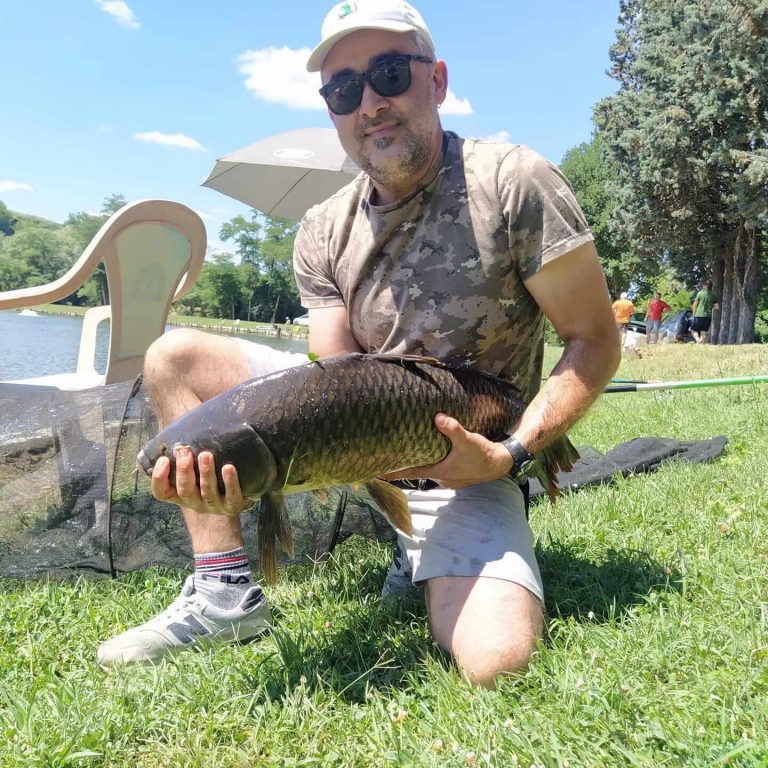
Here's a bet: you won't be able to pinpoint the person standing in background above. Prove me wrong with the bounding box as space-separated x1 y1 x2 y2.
612 292 634 346
691 280 719 344
645 291 671 344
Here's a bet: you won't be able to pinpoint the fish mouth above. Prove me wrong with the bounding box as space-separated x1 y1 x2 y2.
136 449 153 476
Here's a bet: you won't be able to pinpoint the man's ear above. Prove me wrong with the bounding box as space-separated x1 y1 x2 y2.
433 60 448 106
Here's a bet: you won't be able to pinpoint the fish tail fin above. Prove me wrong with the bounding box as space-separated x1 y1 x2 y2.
364 479 413 536
530 435 580 503
257 492 294 585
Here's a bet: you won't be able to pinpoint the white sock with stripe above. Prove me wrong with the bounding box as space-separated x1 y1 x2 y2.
193 547 253 609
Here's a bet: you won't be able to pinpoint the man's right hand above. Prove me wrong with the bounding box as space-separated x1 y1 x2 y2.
150 446 253 516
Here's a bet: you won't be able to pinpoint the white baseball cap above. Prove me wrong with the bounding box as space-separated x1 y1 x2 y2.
307 0 435 73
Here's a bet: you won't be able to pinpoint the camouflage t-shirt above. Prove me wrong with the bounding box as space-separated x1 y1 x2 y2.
293 132 592 402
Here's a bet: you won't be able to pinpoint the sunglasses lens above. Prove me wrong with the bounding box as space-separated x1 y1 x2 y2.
321 56 421 115
326 77 364 115
369 57 412 98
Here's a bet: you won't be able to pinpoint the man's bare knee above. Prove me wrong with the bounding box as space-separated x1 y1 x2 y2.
143 329 251 424
448 628 540 688
427 576 544 689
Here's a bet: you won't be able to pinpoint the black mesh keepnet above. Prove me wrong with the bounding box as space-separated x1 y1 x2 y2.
0 378 727 579
0 378 392 579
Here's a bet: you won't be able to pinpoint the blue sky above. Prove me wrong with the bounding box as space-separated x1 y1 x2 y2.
1 0 620 253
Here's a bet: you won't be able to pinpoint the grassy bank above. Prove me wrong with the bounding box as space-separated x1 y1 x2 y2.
1 344 766 767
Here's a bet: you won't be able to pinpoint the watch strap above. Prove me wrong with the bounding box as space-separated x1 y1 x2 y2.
498 434 535 478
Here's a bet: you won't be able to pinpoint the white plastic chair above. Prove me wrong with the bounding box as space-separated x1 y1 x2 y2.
0 200 206 390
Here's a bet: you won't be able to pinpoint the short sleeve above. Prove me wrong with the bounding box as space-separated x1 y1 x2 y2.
498 147 593 280
292 221 345 308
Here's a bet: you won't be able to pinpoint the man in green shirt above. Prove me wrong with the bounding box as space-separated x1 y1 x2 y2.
691 280 719 343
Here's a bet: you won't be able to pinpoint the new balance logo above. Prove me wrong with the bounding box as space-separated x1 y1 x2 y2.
167 614 211 645
241 587 265 612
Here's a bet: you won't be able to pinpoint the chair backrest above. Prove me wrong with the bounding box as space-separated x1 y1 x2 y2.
0 200 206 387
97 202 206 383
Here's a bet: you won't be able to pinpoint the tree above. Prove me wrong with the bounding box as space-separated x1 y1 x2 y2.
219 213 263 266
259 217 300 322
101 194 127 216
596 0 768 343
0 227 69 291
560 135 656 296
195 253 243 320
219 211 301 322
0 200 16 236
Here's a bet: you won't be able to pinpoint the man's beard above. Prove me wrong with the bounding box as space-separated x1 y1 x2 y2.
353 115 433 192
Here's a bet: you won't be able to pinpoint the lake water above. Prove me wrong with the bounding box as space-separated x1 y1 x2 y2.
0 311 308 381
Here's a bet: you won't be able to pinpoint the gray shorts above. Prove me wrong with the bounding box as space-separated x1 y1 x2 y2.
235 338 543 602
647 318 661 332
397 479 543 601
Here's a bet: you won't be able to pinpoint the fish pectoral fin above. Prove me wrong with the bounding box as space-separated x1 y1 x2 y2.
364 479 413 536
311 488 330 504
534 435 581 503
257 492 295 585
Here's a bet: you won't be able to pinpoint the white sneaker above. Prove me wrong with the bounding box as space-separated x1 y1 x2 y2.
97 576 271 668
381 536 420 599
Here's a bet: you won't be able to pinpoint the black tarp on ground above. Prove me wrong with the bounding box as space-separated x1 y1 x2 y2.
0 379 727 579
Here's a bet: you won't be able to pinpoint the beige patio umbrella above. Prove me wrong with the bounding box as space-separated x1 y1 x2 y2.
202 127 360 221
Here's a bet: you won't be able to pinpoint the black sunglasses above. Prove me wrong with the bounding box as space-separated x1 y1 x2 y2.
319 53 434 116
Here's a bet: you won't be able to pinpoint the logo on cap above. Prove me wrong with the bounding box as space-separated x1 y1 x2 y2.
338 2 357 19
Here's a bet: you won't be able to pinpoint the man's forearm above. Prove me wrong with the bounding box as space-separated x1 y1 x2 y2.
512 336 620 455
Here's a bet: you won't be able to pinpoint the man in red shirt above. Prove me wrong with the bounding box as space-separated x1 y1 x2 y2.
645 291 671 344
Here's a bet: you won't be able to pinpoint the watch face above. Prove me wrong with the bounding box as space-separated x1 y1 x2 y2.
513 457 535 478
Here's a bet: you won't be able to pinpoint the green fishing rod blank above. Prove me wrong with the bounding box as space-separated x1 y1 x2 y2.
604 375 768 394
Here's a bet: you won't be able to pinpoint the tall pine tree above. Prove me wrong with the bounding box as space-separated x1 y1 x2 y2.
596 0 767 343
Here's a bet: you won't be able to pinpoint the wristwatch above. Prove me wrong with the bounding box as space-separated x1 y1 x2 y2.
498 434 536 479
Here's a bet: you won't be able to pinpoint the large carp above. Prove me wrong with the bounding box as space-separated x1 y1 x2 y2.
137 353 578 583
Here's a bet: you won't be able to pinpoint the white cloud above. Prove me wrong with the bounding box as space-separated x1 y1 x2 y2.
95 0 140 30
441 90 473 116
134 131 206 151
238 47 324 110
475 130 512 144
0 180 34 193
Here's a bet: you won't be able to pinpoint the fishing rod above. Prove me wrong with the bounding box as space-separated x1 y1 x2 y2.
546 377 650 384
604 374 768 393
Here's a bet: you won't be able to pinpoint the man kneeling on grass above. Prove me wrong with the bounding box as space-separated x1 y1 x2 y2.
97 0 619 687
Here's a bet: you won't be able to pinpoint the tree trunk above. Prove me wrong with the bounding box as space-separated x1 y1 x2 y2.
718 235 735 344
270 292 281 324
709 237 727 345
717 223 760 344
735 225 760 344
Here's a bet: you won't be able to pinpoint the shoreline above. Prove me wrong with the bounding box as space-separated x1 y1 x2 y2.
14 304 310 343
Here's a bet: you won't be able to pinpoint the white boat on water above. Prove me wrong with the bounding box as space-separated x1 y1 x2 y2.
17 308 39 317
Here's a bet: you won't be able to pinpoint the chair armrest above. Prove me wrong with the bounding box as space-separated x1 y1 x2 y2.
75 305 111 378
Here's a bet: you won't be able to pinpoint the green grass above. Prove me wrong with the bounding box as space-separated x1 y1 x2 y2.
1 344 767 767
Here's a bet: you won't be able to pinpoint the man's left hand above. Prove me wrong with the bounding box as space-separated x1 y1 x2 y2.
381 413 514 490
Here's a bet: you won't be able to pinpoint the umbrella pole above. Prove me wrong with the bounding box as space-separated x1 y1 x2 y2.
604 374 768 393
